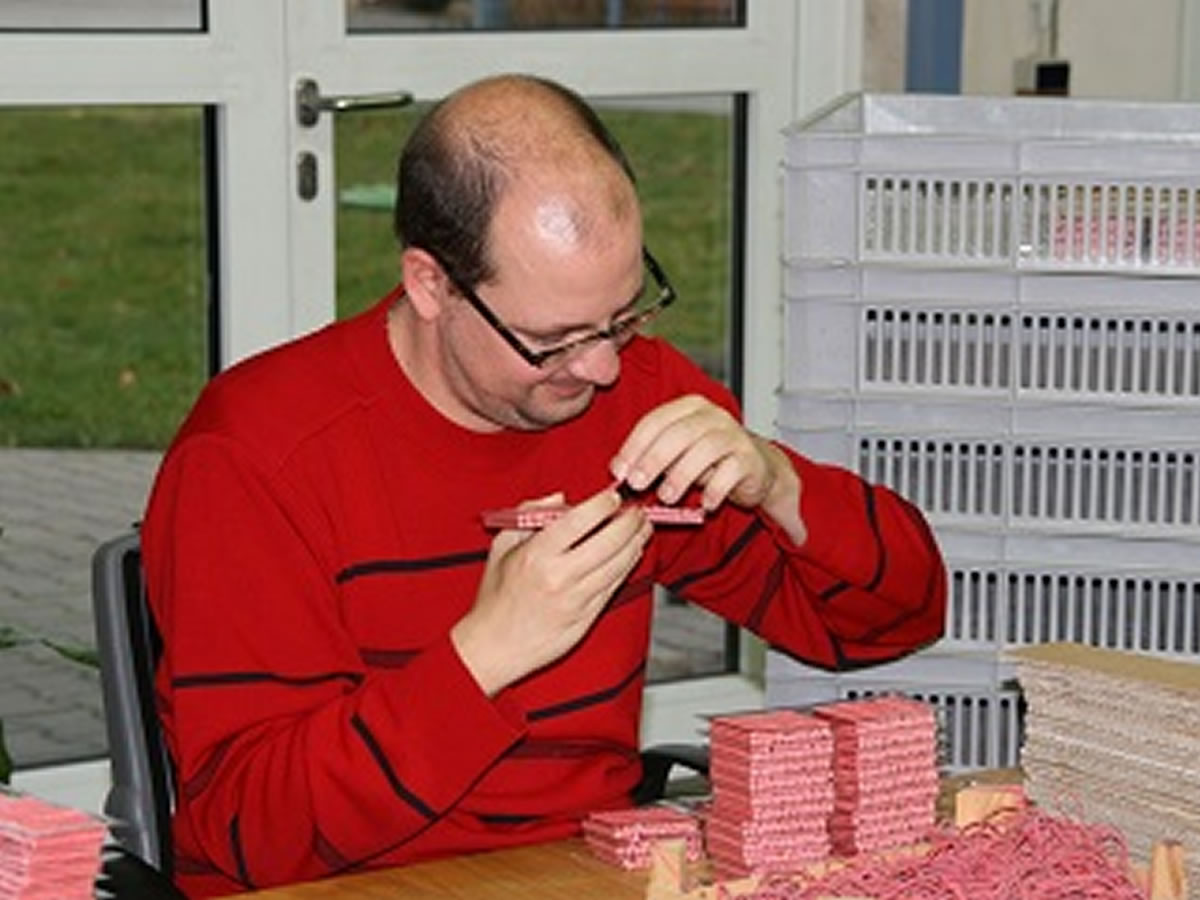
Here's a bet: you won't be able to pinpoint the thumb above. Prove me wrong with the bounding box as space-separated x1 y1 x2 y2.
519 491 566 509
488 492 567 554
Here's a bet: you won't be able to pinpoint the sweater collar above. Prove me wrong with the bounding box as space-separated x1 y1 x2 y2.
350 287 550 470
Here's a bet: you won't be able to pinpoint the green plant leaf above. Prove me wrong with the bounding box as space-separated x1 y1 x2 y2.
0 626 29 651
39 639 99 670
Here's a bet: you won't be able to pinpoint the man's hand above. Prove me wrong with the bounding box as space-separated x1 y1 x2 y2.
609 394 805 545
451 488 651 696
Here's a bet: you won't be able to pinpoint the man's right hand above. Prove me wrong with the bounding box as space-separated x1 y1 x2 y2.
450 487 652 696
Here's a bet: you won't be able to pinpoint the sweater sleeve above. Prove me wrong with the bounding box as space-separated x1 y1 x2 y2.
657 442 947 670
141 436 527 890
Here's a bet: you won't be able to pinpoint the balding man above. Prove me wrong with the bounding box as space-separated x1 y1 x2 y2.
142 74 946 897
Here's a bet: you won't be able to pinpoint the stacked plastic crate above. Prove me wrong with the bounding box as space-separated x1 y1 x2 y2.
768 92 1200 772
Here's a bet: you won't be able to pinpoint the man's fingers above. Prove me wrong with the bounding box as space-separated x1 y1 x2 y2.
651 432 731 504
568 509 652 598
610 395 708 488
699 456 742 510
535 487 623 552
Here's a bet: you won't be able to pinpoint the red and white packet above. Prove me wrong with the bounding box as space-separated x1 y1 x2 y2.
481 503 704 529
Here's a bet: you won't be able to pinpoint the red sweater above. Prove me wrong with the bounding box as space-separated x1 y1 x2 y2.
141 291 946 897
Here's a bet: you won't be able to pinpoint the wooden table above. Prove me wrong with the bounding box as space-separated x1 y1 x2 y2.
234 838 648 899
235 770 1026 899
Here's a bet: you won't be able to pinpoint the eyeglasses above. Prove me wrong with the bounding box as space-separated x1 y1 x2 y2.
428 246 677 369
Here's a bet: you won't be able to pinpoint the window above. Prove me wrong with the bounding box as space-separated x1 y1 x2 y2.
0 104 209 768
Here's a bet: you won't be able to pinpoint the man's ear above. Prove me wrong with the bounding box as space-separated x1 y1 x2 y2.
401 246 450 321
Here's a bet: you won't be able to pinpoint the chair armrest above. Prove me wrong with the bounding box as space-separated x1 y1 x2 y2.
96 845 187 900
633 742 710 806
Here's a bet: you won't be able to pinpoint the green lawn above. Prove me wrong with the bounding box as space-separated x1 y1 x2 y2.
0 104 731 449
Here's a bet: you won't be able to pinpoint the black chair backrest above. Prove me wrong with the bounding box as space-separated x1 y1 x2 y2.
91 531 174 877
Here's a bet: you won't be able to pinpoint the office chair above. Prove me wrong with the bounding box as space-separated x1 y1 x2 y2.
91 530 180 898
633 742 709 806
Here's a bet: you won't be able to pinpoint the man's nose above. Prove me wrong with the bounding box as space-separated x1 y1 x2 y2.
565 337 622 386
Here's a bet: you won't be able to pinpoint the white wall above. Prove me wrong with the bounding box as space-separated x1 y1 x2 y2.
865 0 1197 101
963 0 1187 99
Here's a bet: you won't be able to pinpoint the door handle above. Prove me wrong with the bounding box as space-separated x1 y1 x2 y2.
295 77 414 127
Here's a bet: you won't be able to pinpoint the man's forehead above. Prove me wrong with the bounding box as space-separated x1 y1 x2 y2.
489 240 646 334
533 199 587 249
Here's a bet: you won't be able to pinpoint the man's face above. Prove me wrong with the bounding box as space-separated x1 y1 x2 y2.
437 186 646 432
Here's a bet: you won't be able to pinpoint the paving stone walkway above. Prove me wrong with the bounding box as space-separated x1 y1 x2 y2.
0 449 160 767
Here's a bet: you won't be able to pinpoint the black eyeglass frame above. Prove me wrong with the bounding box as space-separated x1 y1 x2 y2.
427 246 677 368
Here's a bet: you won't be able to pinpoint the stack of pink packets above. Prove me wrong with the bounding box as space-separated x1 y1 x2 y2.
0 791 107 899
582 805 702 870
704 709 835 879
814 695 939 855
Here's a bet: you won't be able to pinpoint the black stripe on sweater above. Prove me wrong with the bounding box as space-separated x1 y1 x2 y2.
173 670 363 690
744 554 786 632
230 814 253 889
477 812 542 825
819 581 851 602
665 519 763 594
819 478 888 606
861 480 886 591
859 529 944 645
359 648 419 668
351 713 436 820
182 734 234 801
313 827 352 872
336 549 488 584
608 573 655 612
527 662 644 721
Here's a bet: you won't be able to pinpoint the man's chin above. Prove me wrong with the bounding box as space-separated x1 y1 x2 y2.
519 385 595 429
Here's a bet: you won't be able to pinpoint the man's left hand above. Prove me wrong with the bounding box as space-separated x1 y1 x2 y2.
610 394 804 544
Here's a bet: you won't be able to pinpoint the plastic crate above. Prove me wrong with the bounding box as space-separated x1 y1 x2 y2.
783 265 1200 403
772 93 1200 771
778 401 1200 539
784 93 1200 276
943 558 1200 657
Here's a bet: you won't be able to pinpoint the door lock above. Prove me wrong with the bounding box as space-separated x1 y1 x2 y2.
295 77 414 127
293 78 414 201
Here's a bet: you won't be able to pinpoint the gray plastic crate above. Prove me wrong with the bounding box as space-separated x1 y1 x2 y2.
764 672 1024 773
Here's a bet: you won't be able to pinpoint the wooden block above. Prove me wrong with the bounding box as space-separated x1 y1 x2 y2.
953 782 1027 828
1149 840 1188 900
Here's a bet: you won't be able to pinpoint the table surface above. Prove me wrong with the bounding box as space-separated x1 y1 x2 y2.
234 838 649 899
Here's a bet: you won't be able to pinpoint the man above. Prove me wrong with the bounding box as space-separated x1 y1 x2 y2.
141 73 946 897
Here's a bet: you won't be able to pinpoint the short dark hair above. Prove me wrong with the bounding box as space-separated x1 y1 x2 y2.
392 75 636 290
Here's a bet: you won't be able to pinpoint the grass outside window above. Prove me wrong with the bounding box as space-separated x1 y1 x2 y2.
1 103 733 449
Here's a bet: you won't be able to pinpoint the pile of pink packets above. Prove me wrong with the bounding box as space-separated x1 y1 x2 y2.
0 791 107 899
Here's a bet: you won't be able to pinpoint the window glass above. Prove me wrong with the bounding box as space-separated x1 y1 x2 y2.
346 0 741 32
0 105 208 768
0 0 203 30
334 94 737 679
